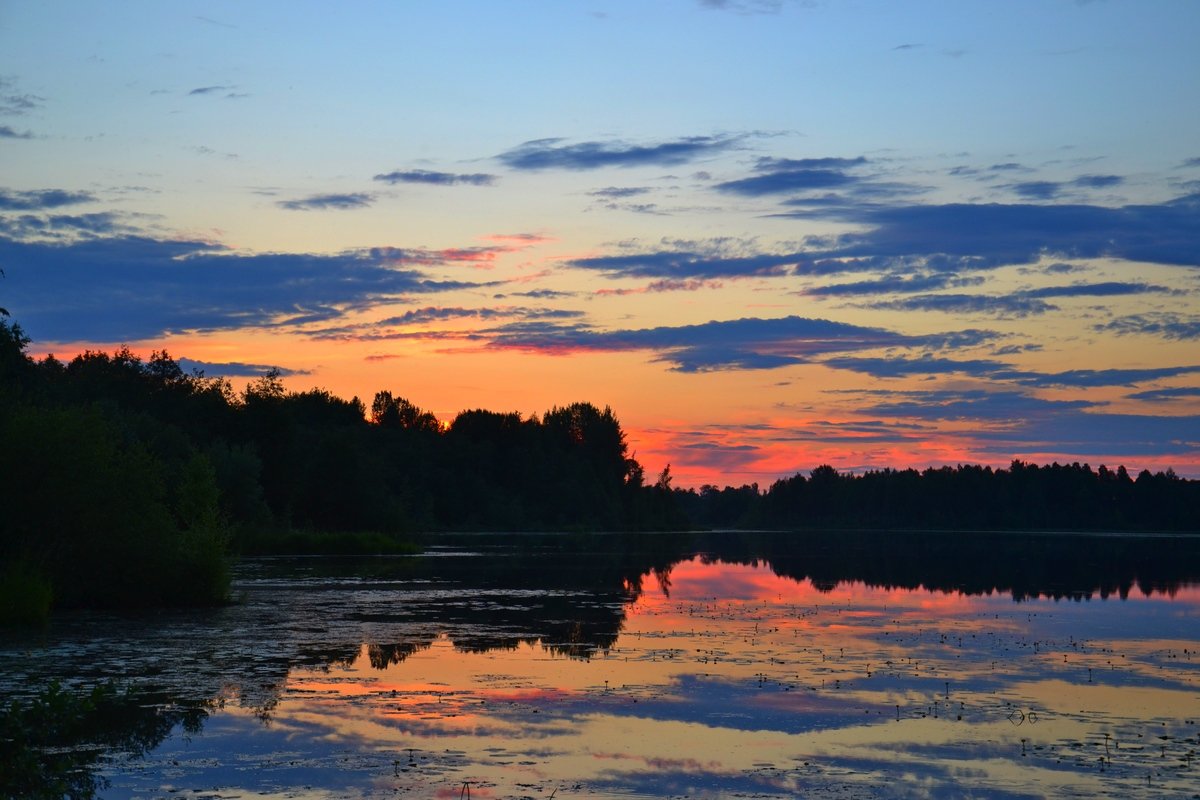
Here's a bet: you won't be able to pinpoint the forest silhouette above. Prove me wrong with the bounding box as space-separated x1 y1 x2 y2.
1 315 1198 619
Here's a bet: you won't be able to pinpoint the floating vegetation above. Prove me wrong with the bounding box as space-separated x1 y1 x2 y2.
0 532 1197 798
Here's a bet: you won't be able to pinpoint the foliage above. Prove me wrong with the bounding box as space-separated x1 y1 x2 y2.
0 315 685 620
0 682 211 799
676 461 1200 532
0 560 53 626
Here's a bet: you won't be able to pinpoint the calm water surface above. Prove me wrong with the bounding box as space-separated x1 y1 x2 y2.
3 531 1199 799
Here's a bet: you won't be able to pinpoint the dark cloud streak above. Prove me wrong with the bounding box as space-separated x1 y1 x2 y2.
0 189 96 211
276 193 374 211
485 315 989 372
498 136 739 171
373 169 496 186
0 235 488 341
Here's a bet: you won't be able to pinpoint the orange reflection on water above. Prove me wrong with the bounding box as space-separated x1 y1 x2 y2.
245 558 1200 799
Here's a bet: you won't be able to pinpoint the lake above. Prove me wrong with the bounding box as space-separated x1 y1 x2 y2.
3 530 1200 798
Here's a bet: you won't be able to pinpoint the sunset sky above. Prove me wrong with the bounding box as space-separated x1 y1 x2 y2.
2 1 1199 485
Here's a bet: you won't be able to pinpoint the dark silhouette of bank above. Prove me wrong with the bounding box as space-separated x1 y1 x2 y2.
676 462 1199 532
1 314 1197 623
0 318 682 619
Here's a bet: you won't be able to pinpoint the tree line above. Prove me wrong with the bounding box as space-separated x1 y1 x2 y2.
2 312 1197 617
676 461 1199 532
0 317 682 616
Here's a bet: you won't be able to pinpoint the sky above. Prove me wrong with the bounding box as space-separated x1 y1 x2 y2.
2 0 1199 486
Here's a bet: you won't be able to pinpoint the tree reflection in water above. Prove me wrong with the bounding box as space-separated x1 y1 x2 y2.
1 530 1198 798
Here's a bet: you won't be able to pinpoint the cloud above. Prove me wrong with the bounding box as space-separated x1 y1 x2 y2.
1072 174 1123 189
307 305 584 341
1010 181 1062 200
0 79 43 116
589 187 653 199
801 273 981 297
276 192 374 211
1015 366 1200 388
497 135 740 171
177 358 308 378
0 189 96 211
713 156 928 203
1097 313 1200 341
0 235 490 341
1006 174 1124 200
717 170 852 196
1128 387 1200 402
824 356 1200 388
187 85 233 96
0 211 138 240
568 242 803 280
0 125 33 139
193 15 236 29
861 389 1200 457
865 293 1056 317
1021 281 1175 299
851 280 1177 317
192 145 238 159
822 355 1009 379
596 278 723 296
697 0 810 14
788 192 1200 272
1182 157 1200 169
373 169 496 186
498 288 578 299
485 314 983 372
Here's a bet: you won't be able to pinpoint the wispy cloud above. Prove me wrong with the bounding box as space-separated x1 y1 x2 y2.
569 240 802 280
373 169 496 186
0 78 44 116
0 212 139 240
1007 174 1125 200
308 305 584 341
276 192 374 211
1128 387 1200 403
825 355 1200 388
859 388 1200 457
178 358 308 378
498 135 741 171
187 85 234 96
698 0 795 14
1010 181 1062 200
0 189 95 211
788 192 1200 272
498 288 578 300
595 278 723 297
1022 281 1175 299
0 235 490 341
0 125 34 139
859 293 1056 317
848 280 1177 317
715 156 869 196
801 273 981 297
1072 174 1123 189
589 186 653 199
485 315 991 372
1097 313 1200 341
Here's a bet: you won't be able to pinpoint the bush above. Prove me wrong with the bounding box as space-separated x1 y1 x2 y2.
0 560 53 626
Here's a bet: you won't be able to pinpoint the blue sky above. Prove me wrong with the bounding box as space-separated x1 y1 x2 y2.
2 0 1199 483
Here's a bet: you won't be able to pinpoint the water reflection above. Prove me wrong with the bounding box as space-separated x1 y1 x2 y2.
2 530 1199 798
